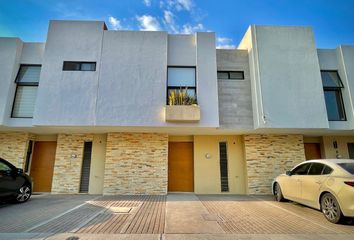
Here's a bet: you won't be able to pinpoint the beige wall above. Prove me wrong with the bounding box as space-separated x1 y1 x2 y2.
103 133 168 195
322 136 354 159
51 133 94 193
89 134 107 194
244 135 305 194
169 135 193 142
0 132 35 168
35 135 57 142
194 135 247 194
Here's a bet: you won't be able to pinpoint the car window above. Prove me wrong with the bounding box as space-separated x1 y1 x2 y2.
322 165 333 175
291 163 311 175
0 161 12 172
338 163 354 174
308 163 325 175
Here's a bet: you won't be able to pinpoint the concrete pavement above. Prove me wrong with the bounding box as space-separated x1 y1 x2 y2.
165 193 224 233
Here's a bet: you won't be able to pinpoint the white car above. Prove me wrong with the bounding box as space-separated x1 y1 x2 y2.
272 159 354 223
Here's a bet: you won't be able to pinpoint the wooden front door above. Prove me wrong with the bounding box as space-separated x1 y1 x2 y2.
30 141 57 192
168 142 194 192
304 143 322 160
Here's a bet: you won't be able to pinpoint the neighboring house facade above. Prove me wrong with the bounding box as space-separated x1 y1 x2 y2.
0 20 354 195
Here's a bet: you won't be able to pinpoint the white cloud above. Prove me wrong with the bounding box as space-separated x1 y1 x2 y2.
164 10 174 24
143 0 152 7
108 16 122 30
181 23 204 34
137 15 161 31
161 0 193 11
175 0 193 11
163 10 178 33
216 37 236 49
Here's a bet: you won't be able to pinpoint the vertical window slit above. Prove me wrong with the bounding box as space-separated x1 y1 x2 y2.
219 142 229 192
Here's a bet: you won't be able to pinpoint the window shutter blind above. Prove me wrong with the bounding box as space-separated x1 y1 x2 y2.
12 86 38 118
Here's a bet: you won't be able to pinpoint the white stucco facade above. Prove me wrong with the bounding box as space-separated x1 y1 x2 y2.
0 20 353 135
239 25 329 130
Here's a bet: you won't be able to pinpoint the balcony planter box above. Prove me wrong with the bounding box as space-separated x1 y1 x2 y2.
165 105 200 122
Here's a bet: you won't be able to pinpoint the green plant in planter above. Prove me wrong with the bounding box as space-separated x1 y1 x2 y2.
168 88 197 105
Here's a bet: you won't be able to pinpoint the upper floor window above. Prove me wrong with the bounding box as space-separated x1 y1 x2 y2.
217 71 244 80
167 67 196 105
12 65 41 118
321 70 346 121
63 61 96 71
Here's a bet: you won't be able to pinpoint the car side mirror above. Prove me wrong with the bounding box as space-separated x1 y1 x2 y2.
286 170 292 176
17 168 24 174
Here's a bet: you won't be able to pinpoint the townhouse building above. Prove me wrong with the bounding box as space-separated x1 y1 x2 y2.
0 20 353 195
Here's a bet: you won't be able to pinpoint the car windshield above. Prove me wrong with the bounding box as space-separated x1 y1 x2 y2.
338 163 354 174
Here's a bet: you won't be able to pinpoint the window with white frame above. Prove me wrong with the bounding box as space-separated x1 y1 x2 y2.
12 65 41 118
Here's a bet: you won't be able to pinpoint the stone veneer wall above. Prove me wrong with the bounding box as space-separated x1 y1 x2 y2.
51 134 94 193
244 135 305 194
0 132 35 168
103 133 168 195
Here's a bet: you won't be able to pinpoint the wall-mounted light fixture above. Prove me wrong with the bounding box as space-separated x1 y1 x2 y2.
333 140 342 159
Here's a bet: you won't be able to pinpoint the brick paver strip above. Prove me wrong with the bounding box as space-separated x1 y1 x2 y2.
198 195 354 234
0 194 97 233
28 199 107 233
76 195 166 234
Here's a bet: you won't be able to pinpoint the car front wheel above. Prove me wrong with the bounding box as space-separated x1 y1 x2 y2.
321 193 343 224
15 184 31 203
274 183 285 202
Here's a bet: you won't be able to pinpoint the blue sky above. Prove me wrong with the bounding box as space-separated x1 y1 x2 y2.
0 0 353 48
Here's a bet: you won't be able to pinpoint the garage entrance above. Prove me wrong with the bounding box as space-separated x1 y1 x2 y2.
168 142 194 192
30 141 57 192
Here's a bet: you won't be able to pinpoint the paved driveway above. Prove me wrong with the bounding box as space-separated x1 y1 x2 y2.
0 193 353 240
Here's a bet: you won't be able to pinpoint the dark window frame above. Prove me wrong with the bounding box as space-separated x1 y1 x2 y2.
63 61 96 71
219 142 229 192
167 66 197 104
24 140 33 173
11 64 41 119
321 70 346 121
217 71 244 80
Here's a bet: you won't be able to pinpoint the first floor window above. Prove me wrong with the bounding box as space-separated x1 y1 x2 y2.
321 70 346 121
12 65 41 118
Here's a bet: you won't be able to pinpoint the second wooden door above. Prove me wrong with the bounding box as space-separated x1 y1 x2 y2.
30 141 57 192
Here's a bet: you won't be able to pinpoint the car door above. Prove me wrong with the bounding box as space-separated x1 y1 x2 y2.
301 163 329 208
0 161 16 198
283 163 311 201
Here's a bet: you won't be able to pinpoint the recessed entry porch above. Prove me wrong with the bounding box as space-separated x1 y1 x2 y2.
168 135 247 194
